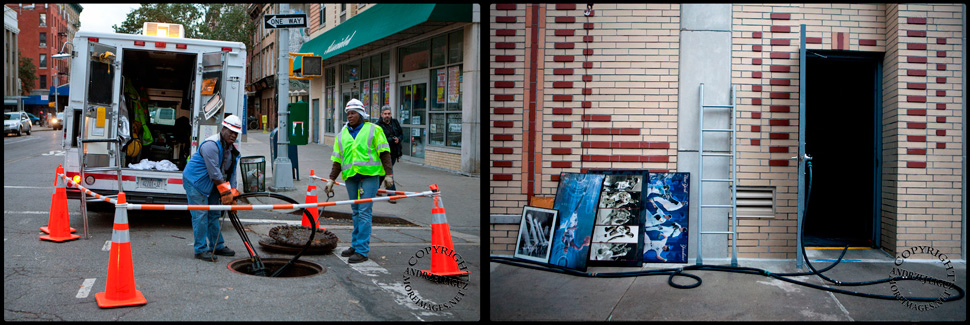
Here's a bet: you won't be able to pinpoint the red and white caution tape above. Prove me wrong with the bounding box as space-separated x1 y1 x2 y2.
59 173 438 211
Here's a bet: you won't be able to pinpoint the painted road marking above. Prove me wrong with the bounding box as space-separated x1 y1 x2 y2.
4 211 50 214
3 186 50 189
102 241 111 251
76 278 96 298
334 245 452 320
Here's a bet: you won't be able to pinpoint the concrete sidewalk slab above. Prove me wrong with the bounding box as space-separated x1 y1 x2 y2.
490 250 966 321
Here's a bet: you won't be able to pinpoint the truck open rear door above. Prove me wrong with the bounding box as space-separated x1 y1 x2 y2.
78 38 124 191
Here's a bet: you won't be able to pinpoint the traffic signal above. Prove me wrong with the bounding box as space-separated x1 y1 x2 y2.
301 56 322 77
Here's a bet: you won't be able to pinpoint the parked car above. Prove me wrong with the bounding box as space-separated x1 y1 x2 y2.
25 112 41 126
4 112 32 136
51 112 65 130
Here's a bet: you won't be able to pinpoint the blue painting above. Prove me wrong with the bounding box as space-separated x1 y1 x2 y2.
642 172 690 263
549 173 605 272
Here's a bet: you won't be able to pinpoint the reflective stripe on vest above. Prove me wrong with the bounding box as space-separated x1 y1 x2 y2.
334 122 387 179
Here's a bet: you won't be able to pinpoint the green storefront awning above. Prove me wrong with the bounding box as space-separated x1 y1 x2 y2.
295 3 472 71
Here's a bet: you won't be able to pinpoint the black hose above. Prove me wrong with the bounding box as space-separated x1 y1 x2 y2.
232 192 316 277
489 160 966 302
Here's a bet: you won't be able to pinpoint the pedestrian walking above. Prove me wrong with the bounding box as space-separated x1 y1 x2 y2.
376 106 404 203
324 99 393 263
181 114 242 262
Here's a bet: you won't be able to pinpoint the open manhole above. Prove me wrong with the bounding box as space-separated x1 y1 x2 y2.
227 258 326 278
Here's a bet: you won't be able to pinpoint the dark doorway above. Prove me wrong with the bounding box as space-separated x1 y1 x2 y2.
803 50 882 247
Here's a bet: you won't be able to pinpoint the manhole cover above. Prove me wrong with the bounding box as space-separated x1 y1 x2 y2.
268 225 339 249
227 258 326 278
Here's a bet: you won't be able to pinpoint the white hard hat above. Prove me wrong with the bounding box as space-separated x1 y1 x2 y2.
222 115 242 134
344 98 369 119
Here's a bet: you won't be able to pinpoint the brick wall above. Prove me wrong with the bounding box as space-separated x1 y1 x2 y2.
731 3 963 259
491 4 964 259
426 149 461 171
490 3 681 213
886 3 964 259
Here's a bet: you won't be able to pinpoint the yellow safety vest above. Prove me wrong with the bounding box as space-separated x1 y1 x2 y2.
332 122 391 180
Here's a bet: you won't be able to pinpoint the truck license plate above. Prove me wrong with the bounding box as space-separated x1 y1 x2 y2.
137 177 165 190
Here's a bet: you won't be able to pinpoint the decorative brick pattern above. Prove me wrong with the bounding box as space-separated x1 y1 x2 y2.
492 4 963 259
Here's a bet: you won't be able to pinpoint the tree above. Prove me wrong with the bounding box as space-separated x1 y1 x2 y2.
198 4 256 52
113 4 254 51
113 4 205 38
18 50 37 95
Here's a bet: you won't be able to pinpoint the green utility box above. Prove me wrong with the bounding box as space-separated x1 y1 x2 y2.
287 101 309 145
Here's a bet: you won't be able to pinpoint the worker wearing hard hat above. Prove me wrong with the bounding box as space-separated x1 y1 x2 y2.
182 114 243 262
325 99 393 264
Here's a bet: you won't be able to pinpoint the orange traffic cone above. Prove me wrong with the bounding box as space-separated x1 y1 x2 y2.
301 169 326 230
94 192 147 308
421 185 470 277
40 165 79 242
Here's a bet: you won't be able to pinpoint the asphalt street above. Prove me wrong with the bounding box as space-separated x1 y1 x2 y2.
4 126 480 321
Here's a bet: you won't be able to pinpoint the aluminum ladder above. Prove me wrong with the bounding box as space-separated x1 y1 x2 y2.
696 83 738 267
76 106 125 240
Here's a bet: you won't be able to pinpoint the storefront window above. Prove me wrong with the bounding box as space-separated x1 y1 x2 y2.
325 67 335 133
353 51 389 122
341 61 360 83
398 39 429 73
448 29 463 64
431 35 447 67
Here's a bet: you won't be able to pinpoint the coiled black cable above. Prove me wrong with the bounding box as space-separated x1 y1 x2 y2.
231 192 316 277
490 161 965 302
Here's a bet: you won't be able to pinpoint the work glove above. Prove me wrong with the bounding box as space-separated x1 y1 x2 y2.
217 182 238 205
324 179 335 196
383 175 394 189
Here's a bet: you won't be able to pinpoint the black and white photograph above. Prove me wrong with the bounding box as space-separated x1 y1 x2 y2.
513 206 559 263
598 191 639 210
603 175 642 192
596 208 639 226
589 243 639 261
592 225 638 244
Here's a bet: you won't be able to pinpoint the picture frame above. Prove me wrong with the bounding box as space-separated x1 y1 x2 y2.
513 206 559 263
642 172 690 264
548 172 605 272
585 170 649 267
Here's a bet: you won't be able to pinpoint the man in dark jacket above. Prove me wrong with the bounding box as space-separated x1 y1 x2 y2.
376 106 403 201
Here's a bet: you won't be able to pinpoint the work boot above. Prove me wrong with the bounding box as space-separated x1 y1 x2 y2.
348 253 368 264
341 247 356 257
195 251 217 262
214 246 236 256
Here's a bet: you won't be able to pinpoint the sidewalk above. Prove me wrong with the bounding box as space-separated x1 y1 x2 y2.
236 129 480 240
490 248 966 321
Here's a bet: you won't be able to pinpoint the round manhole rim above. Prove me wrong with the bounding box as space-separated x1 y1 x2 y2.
227 258 326 278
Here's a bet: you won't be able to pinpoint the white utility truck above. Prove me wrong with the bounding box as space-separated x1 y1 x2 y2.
61 23 246 208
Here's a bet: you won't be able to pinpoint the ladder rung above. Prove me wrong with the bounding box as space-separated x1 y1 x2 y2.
701 179 734 183
701 153 734 157
701 129 733 132
701 204 734 208
703 105 733 108
700 231 735 235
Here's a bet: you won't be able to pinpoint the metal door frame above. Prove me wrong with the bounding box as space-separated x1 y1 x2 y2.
798 24 884 268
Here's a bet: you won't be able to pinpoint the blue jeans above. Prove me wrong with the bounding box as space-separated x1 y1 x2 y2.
345 175 379 257
184 179 227 254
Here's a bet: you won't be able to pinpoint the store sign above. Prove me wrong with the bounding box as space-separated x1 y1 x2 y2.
324 31 357 55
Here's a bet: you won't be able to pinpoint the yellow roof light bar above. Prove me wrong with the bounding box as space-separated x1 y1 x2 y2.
143 22 185 38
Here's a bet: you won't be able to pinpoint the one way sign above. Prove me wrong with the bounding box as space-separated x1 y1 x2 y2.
264 14 307 29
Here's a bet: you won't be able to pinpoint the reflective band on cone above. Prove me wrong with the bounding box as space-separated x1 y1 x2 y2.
40 165 79 241
95 192 147 308
301 169 325 230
